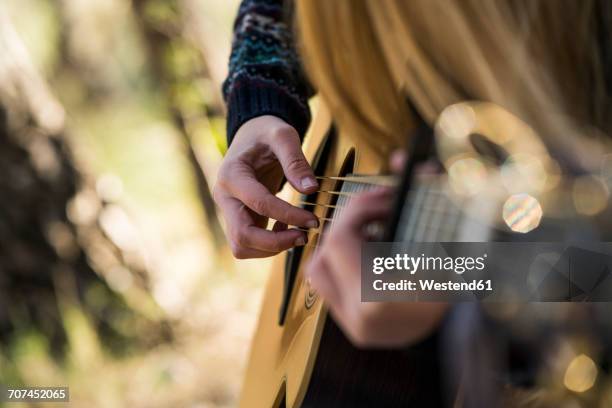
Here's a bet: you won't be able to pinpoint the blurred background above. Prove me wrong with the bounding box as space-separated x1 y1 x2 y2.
0 0 272 406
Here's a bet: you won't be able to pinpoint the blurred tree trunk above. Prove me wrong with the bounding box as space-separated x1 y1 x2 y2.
0 11 168 357
179 0 230 114
131 0 227 253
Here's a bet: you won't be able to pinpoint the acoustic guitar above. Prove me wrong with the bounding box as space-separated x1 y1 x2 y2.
238 100 444 408
239 100 612 407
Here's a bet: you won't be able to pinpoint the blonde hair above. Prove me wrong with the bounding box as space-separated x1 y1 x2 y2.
296 0 612 166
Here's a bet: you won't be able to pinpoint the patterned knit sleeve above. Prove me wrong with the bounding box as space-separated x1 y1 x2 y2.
222 0 313 146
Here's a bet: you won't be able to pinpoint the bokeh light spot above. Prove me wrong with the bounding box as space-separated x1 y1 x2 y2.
448 157 487 196
502 193 542 233
564 354 598 393
572 176 609 216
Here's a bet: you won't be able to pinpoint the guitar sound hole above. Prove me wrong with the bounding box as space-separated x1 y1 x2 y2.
304 149 355 309
279 128 335 325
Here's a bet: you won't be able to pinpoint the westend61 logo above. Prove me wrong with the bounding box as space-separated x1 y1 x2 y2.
372 253 488 275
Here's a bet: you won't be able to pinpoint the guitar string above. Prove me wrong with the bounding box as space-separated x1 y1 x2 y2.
287 176 457 249
315 175 399 187
297 190 451 216
314 190 356 197
297 200 424 249
299 178 356 249
299 201 340 209
297 191 461 249
293 190 455 229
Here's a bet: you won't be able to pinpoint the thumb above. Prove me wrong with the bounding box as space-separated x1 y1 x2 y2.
271 129 318 194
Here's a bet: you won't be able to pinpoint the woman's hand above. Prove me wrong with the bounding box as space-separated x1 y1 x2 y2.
305 182 448 348
214 116 319 258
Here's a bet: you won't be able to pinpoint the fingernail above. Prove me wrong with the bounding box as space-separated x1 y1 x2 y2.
295 236 307 246
301 177 318 190
306 219 319 229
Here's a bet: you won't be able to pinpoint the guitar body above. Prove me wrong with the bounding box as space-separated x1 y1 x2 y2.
240 103 444 408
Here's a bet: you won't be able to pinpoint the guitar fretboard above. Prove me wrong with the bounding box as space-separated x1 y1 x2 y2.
334 175 494 243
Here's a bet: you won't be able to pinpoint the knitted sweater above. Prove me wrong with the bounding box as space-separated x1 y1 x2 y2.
222 0 312 146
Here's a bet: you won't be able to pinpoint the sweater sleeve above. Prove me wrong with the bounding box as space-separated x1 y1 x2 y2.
222 0 313 146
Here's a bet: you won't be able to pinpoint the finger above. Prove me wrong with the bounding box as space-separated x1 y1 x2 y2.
272 221 288 232
306 252 343 310
239 225 307 252
230 245 280 259
270 131 318 194
390 149 407 173
320 226 363 304
223 196 308 253
341 190 395 231
216 192 284 258
225 170 318 228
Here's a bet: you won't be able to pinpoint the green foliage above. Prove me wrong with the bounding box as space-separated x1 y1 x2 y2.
142 0 181 27
0 0 253 406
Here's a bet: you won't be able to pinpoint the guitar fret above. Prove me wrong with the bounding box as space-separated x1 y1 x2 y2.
425 186 447 242
413 187 439 242
447 204 463 242
440 205 457 242
402 185 427 243
326 176 474 246
330 177 376 230
434 188 462 242
392 179 467 245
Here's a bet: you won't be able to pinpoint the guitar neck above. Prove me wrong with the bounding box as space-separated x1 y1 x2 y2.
336 174 494 244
